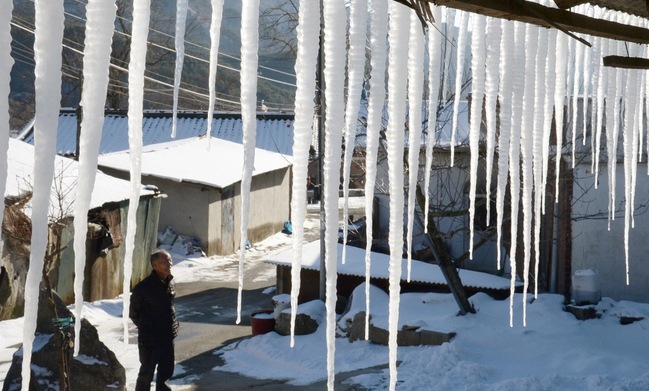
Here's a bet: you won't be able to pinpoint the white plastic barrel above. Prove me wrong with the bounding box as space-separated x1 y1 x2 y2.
571 269 601 305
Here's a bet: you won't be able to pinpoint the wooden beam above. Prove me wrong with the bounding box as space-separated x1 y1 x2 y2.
553 0 589 9
603 55 649 69
428 0 649 45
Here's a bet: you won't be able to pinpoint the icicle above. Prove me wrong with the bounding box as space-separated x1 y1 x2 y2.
341 0 368 264
631 68 642 230
21 0 65 386
441 8 455 104
72 0 117 356
610 39 625 224
467 15 486 261
122 0 151 347
623 68 641 286
581 30 591 149
554 32 568 201
171 0 188 138
532 27 548 298
540 29 556 215
520 23 539 327
450 11 469 166
205 0 224 148
322 0 347 388
0 0 14 271
436 8 460 102
594 37 609 189
570 35 584 168
495 19 514 270
236 0 260 325
363 0 389 340
405 12 424 280
483 17 501 225
386 4 409 390
508 21 526 327
424 6 442 234
289 0 320 347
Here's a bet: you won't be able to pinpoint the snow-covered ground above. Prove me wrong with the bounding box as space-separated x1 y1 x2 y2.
2 200 649 390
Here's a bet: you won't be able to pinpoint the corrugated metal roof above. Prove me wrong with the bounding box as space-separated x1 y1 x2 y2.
20 109 296 157
265 241 519 291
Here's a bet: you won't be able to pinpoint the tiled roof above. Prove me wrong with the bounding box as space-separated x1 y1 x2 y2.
20 109 296 157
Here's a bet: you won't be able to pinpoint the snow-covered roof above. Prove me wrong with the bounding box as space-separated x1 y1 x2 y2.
97 136 293 189
19 109 296 157
265 240 519 291
6 138 154 218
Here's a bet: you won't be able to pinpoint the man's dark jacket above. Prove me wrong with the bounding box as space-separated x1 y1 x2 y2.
130 271 179 342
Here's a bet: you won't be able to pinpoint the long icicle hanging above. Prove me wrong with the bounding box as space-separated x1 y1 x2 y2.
450 10 469 166
484 17 502 226
423 6 442 234
508 21 526 327
385 3 410 390
289 0 320 347
171 0 188 138
21 0 65 386
122 0 151 347
341 0 368 264
205 0 224 148
405 11 425 280
363 0 389 340
0 0 14 271
495 19 514 271
467 14 486 260
236 0 260 324
72 0 118 356
322 0 347 388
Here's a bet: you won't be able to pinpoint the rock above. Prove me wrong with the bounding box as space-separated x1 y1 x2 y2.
275 312 320 336
2 289 125 391
347 311 370 342
345 311 455 347
274 300 325 336
564 304 599 320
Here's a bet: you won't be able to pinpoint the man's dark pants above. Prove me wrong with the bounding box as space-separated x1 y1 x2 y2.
135 340 174 391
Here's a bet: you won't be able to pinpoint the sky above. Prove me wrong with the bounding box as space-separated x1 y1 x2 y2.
2 205 649 390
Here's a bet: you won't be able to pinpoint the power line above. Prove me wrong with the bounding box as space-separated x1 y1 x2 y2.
65 0 298 82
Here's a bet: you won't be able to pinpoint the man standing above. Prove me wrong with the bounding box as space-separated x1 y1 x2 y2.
130 249 179 391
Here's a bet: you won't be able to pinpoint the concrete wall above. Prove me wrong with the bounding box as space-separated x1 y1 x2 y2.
232 167 291 252
572 164 649 303
140 176 213 249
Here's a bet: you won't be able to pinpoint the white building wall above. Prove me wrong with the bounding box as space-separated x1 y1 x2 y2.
572 163 649 303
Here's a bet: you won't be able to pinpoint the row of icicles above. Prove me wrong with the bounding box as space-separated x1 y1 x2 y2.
9 0 648 390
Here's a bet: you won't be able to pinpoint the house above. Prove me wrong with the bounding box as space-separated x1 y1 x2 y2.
0 139 162 320
17 109 296 256
97 136 292 256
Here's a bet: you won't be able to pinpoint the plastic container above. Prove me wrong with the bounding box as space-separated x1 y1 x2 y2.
571 269 601 305
250 310 275 336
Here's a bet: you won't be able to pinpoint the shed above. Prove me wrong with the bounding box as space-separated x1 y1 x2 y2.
97 136 292 256
0 139 161 320
266 240 519 304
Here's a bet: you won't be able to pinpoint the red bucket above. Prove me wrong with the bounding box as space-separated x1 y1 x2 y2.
250 310 275 336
